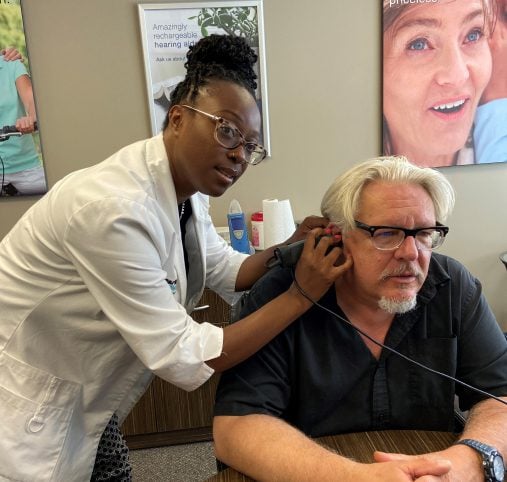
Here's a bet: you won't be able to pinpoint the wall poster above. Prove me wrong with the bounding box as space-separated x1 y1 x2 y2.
382 0 507 168
0 0 47 197
138 0 270 153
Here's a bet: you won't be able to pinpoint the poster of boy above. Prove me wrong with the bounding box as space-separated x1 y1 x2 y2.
0 0 47 196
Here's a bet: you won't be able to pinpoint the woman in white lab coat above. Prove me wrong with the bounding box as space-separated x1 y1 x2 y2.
0 35 351 481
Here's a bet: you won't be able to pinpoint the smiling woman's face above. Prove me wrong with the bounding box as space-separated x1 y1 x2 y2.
383 0 492 167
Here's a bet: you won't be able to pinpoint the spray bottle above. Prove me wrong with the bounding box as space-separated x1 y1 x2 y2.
227 199 250 254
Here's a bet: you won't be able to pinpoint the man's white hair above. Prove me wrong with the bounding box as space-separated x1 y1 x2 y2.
320 156 455 232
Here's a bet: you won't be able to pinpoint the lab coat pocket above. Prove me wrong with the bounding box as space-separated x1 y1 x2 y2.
0 352 81 481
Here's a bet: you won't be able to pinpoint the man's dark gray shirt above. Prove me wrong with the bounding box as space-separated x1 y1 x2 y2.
214 253 507 437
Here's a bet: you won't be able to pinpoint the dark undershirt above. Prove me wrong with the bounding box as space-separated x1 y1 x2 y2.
179 201 192 275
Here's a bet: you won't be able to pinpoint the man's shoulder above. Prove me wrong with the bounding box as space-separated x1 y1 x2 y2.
251 266 293 295
429 252 472 281
240 266 293 315
419 253 481 308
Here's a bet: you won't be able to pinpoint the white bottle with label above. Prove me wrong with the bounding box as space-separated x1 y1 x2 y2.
251 211 264 250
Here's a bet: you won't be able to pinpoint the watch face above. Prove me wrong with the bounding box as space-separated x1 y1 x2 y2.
492 455 505 480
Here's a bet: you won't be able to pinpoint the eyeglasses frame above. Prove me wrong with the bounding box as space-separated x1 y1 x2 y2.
179 104 267 165
354 220 449 251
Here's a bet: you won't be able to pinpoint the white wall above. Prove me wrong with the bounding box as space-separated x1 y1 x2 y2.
2 0 506 328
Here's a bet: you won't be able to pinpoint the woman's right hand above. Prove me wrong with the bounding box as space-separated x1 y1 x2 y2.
292 228 352 303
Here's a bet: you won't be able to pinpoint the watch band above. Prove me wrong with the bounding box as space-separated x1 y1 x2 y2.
458 438 495 453
456 439 505 482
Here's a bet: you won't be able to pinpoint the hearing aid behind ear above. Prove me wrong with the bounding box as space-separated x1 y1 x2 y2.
266 235 343 269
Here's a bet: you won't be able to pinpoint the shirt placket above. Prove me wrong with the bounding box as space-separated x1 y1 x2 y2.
371 358 390 429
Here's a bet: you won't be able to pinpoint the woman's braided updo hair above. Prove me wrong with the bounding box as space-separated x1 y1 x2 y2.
163 34 258 129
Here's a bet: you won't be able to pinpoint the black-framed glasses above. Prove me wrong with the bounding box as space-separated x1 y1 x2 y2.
180 105 267 165
354 220 449 251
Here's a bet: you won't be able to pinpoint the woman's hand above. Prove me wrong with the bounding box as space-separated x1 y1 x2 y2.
236 216 333 291
284 215 329 245
291 228 352 303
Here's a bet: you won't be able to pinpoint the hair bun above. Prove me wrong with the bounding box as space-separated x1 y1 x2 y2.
185 34 257 75
166 34 259 121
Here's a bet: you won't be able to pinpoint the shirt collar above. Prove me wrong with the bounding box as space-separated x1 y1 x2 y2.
416 253 451 305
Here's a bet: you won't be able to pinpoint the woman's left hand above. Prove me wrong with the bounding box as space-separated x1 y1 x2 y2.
285 215 329 245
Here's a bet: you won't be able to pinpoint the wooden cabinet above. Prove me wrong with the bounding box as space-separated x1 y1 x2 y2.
121 290 231 449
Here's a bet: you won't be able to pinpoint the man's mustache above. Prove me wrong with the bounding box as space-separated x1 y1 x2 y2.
380 263 424 281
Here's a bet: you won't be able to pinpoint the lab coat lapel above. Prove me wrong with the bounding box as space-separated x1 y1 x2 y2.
185 196 206 310
144 135 187 304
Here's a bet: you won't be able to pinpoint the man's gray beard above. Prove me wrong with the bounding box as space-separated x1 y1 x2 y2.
378 295 417 314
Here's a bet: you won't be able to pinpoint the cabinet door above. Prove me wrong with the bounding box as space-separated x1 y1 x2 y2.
121 290 230 448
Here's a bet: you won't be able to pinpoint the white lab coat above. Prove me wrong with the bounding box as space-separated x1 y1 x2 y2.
0 134 248 481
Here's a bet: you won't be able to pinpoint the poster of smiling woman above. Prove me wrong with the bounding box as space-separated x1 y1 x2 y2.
0 0 47 197
382 0 507 168
138 0 269 153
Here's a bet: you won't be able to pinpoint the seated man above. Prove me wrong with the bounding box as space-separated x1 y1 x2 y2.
213 156 507 482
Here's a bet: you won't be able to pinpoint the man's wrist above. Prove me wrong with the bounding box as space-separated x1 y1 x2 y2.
455 439 505 482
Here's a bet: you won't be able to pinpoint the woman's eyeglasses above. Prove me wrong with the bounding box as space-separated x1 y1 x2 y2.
180 105 267 165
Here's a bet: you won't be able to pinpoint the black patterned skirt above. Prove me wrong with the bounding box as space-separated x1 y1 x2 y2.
91 413 132 481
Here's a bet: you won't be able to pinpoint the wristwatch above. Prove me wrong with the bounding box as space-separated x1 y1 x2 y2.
456 439 505 482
